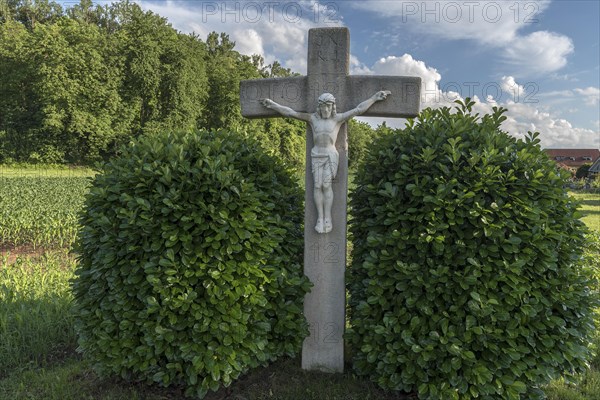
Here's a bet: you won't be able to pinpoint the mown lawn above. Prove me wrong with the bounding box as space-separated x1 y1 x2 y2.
0 169 599 399
572 191 600 232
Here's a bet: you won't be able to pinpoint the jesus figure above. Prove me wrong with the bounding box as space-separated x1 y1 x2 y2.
261 90 391 234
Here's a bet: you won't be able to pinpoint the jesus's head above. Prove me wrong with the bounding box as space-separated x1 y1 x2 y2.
317 93 336 119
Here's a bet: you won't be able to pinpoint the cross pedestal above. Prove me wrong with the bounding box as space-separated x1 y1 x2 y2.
240 27 421 373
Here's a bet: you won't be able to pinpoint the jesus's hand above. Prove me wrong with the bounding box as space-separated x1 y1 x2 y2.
374 91 391 101
260 99 275 108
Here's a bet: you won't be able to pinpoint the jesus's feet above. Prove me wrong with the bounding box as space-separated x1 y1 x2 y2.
324 219 332 233
315 219 325 233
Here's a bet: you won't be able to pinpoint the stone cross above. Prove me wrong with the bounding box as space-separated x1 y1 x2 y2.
240 27 421 373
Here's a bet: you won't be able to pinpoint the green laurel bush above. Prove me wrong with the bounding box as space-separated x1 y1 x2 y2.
72 130 311 398
347 99 599 400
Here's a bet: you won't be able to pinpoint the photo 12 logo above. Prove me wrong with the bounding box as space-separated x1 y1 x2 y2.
399 1 540 23
200 2 340 24
423 81 539 104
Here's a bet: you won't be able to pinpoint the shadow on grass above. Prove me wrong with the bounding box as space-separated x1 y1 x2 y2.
204 357 415 400
0 356 416 400
0 292 78 380
2 246 598 399
581 209 600 217
578 199 600 207
0 356 189 400
0 249 78 380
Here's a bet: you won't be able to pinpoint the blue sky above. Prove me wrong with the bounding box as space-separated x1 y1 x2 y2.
126 0 598 149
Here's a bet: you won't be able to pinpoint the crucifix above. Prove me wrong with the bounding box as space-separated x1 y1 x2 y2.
240 27 421 372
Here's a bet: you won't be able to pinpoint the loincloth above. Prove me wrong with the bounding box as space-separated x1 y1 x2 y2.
311 147 339 179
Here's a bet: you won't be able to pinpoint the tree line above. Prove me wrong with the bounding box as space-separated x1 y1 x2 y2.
0 0 387 168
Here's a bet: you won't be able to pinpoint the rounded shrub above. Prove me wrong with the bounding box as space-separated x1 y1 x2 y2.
347 99 599 400
72 130 311 398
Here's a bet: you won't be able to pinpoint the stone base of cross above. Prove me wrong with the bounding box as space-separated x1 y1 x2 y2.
240 27 421 373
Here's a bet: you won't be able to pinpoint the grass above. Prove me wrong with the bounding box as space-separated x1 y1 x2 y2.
0 355 412 400
545 373 600 400
0 248 412 399
0 250 77 380
0 249 413 399
572 191 600 232
0 166 599 399
0 357 187 400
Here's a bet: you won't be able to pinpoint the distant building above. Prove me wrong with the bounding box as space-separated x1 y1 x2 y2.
544 149 600 168
555 162 577 175
589 157 600 177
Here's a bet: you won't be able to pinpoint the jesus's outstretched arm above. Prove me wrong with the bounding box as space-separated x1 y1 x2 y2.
261 99 311 122
337 90 391 122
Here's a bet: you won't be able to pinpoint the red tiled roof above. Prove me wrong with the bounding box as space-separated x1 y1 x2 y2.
544 149 600 167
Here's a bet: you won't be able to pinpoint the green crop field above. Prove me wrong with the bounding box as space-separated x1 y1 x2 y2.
0 168 599 399
0 176 91 248
0 165 94 178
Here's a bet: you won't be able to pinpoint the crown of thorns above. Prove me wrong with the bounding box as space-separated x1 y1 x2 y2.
317 93 336 104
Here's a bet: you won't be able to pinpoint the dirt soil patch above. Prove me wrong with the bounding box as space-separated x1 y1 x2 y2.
0 244 72 265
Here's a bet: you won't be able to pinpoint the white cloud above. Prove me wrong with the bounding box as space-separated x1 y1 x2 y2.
471 100 597 148
349 0 548 46
503 31 574 75
371 54 447 106
350 55 372 75
138 0 343 73
349 0 573 76
355 54 447 128
574 87 600 106
501 76 526 99
372 55 441 84
470 97 598 149
538 86 600 107
357 56 598 149
233 28 265 57
549 72 580 82
132 1 596 148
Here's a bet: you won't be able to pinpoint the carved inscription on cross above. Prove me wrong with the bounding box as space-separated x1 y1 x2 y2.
240 27 421 373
